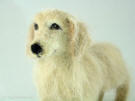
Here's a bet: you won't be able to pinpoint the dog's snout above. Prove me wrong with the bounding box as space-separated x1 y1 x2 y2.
31 43 42 55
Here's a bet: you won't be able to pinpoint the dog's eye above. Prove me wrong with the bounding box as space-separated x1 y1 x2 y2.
50 23 61 30
34 23 38 30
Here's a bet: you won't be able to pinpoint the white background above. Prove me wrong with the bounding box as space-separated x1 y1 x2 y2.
0 0 134 101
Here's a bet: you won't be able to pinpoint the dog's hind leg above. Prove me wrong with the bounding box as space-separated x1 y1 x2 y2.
114 81 129 101
98 91 104 101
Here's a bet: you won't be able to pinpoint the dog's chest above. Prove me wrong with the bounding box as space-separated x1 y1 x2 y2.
33 62 77 98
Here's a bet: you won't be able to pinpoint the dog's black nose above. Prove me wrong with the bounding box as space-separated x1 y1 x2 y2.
31 43 42 54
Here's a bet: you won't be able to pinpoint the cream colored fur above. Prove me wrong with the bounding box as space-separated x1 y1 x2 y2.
26 9 130 101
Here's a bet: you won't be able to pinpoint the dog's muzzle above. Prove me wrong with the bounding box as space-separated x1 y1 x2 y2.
31 43 43 55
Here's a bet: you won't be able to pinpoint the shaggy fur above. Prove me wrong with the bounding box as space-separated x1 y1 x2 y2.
26 9 130 101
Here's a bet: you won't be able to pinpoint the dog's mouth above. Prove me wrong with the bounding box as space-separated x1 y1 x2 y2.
35 51 45 58
36 54 42 58
32 48 57 59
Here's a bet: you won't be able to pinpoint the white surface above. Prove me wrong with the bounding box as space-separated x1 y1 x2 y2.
0 0 134 100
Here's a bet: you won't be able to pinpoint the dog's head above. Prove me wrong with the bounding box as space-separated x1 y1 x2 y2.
26 9 91 59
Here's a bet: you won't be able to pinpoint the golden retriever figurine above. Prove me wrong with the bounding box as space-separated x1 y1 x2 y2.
26 9 130 101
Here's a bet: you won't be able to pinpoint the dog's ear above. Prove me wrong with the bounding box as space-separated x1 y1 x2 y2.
26 23 34 56
67 17 91 57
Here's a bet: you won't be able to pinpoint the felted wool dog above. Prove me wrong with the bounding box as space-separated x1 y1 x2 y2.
26 9 130 101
